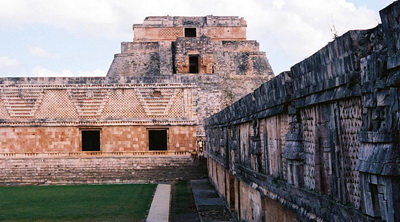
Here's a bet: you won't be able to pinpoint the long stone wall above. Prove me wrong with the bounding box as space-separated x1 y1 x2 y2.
205 2 400 222
0 126 196 153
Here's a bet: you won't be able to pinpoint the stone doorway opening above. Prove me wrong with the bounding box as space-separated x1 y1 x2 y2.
189 55 199 73
148 129 168 150
81 130 101 151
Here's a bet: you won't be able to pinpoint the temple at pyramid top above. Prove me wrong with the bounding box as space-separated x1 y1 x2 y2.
132 15 247 42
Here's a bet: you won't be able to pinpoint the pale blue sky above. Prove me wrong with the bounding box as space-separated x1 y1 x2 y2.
0 0 396 77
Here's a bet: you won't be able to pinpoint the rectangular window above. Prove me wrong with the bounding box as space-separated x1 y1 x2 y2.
81 130 100 151
185 28 196 37
148 129 168 150
189 55 199 73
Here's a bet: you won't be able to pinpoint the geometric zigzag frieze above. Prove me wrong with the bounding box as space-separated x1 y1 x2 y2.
135 88 179 116
67 89 111 117
1 88 44 118
0 84 193 121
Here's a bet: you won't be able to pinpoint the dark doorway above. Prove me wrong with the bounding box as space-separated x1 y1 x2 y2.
229 174 236 211
370 183 381 215
185 28 196 37
149 130 168 150
189 55 199 73
82 130 100 151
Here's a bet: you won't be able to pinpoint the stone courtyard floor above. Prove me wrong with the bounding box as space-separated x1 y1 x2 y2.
190 179 235 222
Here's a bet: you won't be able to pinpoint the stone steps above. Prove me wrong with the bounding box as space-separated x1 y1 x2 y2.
0 156 207 185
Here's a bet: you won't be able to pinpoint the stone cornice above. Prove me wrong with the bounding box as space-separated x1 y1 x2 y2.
0 119 197 127
0 83 196 89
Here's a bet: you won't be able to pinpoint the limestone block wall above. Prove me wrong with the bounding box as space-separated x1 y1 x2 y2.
133 16 247 42
0 127 79 153
208 158 299 221
102 125 196 152
0 75 267 143
0 83 197 153
174 36 214 74
0 125 196 153
108 52 161 77
106 16 274 124
218 41 271 76
108 35 273 79
205 2 400 222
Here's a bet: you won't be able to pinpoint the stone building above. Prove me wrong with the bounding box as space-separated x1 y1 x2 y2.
0 16 273 184
205 1 400 222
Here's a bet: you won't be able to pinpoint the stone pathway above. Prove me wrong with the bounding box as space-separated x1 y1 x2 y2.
146 184 171 222
191 179 234 222
147 180 234 222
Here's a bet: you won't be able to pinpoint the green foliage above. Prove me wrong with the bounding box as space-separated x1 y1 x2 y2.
170 181 197 217
0 184 157 221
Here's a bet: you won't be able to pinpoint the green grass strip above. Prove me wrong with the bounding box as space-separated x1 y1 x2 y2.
0 184 157 221
170 181 197 216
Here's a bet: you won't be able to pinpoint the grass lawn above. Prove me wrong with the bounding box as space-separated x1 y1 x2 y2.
169 181 199 222
0 184 157 222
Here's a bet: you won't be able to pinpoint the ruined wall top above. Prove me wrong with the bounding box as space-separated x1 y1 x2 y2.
136 15 246 27
133 15 247 42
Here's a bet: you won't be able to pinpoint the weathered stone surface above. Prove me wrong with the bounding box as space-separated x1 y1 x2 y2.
0 16 273 158
205 1 400 222
0 126 196 153
0 156 207 185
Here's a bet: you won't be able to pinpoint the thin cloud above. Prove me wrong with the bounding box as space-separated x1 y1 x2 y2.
0 56 19 68
241 0 380 73
31 67 106 77
32 66 73 77
29 46 55 58
78 69 107 77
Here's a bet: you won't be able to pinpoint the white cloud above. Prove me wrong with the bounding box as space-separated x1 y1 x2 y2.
0 56 19 68
29 46 55 58
31 67 106 77
0 0 123 38
78 69 107 77
0 0 382 41
32 67 73 77
238 0 379 73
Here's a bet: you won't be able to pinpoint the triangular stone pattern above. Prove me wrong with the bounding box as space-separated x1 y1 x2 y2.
68 89 110 117
135 88 178 116
1 89 44 118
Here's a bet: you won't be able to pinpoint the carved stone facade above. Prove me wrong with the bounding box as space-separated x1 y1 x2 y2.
0 16 272 183
205 2 400 222
0 82 197 153
107 16 273 113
